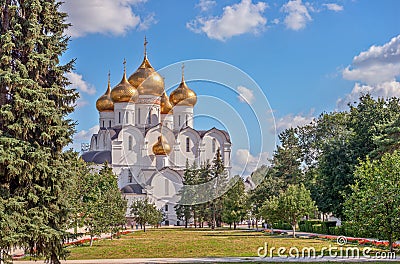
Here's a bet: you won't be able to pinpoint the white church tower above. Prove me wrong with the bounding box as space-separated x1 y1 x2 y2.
169 65 197 131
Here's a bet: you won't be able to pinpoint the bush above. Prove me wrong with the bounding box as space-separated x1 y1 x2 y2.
271 221 292 230
299 220 337 234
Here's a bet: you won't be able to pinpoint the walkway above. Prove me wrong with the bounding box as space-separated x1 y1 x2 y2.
14 256 399 263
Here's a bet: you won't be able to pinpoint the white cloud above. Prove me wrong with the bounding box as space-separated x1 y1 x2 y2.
65 72 96 95
68 125 99 151
342 35 400 85
232 149 270 176
275 112 315 133
281 0 312 31
271 18 280 24
323 3 344 12
76 98 89 109
61 0 152 38
337 81 400 110
339 35 400 109
74 125 100 142
138 13 157 31
187 0 267 41
197 0 217 12
237 86 255 104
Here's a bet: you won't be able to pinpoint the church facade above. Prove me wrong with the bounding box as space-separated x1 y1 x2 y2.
82 39 232 225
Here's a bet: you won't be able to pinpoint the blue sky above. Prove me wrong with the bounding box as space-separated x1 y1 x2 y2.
62 0 400 176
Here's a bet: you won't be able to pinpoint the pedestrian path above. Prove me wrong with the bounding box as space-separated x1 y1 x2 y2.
14 256 399 263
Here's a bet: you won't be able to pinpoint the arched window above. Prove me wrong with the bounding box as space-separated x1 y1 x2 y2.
126 112 129 123
138 108 141 124
118 112 121 124
128 170 133 183
147 109 151 124
109 120 112 128
102 120 105 128
128 136 133 151
165 179 169 195
185 115 188 127
212 139 216 153
186 137 190 152
178 116 181 127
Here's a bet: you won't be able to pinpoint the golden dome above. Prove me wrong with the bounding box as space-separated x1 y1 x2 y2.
111 60 139 103
169 65 197 107
160 92 173 114
96 73 114 112
128 37 164 96
152 136 171 155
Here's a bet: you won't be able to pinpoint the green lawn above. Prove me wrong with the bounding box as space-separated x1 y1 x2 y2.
66 228 383 260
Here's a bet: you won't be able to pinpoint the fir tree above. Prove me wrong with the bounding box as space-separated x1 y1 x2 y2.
0 1 77 263
174 160 194 228
210 148 228 229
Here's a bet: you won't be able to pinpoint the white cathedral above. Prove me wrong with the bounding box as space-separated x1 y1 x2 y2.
82 39 232 225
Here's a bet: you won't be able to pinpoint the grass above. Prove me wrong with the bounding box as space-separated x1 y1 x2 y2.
66 228 382 260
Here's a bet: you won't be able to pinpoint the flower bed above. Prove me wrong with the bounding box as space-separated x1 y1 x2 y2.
263 229 400 249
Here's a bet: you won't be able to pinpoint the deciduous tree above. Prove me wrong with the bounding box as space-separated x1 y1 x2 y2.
344 151 400 252
262 184 316 237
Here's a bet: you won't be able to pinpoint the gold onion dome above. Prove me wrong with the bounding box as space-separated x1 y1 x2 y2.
96 72 114 112
160 92 173 114
111 59 139 103
169 64 197 107
128 37 164 96
152 136 171 155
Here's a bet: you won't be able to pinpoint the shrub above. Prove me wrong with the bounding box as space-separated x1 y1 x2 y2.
299 220 337 234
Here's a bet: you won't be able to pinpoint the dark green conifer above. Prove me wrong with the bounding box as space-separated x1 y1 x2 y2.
0 1 77 263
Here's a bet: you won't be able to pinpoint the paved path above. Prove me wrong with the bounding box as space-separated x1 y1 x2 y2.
14 256 399 263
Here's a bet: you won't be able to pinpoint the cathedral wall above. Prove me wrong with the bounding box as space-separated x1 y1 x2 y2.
99 111 114 128
175 130 200 166
114 102 135 126
173 105 194 130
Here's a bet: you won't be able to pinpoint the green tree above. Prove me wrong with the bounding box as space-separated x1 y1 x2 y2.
175 160 195 228
210 148 228 229
0 0 77 262
348 95 400 161
130 198 159 232
272 128 303 187
344 151 400 252
262 184 316 237
222 176 247 229
148 208 163 228
73 163 126 246
373 114 400 158
248 166 283 229
98 164 127 240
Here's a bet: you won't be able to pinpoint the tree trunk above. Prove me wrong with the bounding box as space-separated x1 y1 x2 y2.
212 203 216 230
292 224 296 238
229 223 232 229
50 252 60 264
194 210 197 228
90 235 94 247
234 222 237 230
